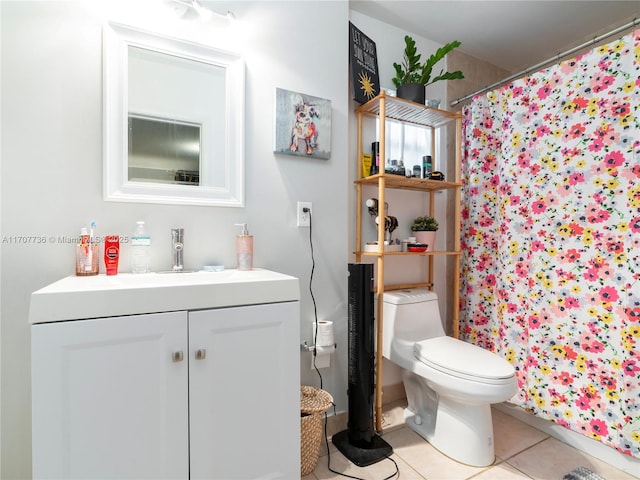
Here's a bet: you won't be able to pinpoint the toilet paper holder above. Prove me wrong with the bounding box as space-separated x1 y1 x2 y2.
300 341 337 354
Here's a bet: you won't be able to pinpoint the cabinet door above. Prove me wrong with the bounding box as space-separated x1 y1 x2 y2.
32 312 189 479
189 301 300 480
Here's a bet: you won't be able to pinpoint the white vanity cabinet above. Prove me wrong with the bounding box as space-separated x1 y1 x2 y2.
189 302 299 479
32 311 190 479
30 270 300 480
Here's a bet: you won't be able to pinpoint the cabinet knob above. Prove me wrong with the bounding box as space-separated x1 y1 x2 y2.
195 349 207 360
172 351 184 362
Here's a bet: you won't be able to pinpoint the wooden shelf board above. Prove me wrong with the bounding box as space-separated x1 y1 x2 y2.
355 250 462 257
355 174 462 191
356 94 462 128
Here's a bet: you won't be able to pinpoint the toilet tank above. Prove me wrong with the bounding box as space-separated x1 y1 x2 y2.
381 289 446 359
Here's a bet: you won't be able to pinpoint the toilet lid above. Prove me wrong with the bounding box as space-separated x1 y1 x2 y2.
413 336 514 380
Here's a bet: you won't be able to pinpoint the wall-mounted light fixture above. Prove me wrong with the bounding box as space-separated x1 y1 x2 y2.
166 0 234 23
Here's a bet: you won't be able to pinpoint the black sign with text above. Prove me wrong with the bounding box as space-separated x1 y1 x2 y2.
349 22 380 104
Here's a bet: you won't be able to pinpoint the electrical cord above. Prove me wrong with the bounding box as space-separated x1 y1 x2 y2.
306 207 322 389
305 208 400 480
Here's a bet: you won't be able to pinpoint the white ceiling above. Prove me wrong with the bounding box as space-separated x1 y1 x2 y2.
349 0 639 72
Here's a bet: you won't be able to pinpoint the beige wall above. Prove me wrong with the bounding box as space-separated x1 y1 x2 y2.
447 49 511 111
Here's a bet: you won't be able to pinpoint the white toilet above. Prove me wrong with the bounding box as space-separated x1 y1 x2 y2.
381 288 517 467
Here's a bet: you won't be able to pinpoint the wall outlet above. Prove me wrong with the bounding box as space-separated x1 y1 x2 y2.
297 202 312 227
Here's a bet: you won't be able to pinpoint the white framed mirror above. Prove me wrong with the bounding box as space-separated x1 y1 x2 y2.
103 21 244 206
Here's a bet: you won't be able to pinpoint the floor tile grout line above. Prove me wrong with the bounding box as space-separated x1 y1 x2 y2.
501 434 552 462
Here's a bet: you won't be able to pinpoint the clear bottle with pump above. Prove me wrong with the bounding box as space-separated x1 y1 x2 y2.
131 220 151 274
235 223 253 271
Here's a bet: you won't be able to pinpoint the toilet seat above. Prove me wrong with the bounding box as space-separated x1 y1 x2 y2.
413 336 515 385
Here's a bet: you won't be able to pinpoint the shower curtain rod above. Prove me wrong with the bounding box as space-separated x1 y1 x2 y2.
450 17 639 107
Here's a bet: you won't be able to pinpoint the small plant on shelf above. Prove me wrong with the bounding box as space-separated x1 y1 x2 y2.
392 35 464 104
392 35 464 89
411 215 439 232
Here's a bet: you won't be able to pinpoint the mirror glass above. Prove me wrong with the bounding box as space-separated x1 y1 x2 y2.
104 22 244 206
128 115 201 185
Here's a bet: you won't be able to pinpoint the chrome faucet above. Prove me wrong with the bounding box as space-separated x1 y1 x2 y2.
171 228 184 271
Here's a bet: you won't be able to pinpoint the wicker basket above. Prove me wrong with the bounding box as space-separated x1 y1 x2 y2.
300 386 333 476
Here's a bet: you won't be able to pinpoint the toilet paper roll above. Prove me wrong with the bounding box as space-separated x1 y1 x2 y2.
311 345 335 369
314 321 334 347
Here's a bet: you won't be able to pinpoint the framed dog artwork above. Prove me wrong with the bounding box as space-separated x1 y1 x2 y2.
274 88 331 160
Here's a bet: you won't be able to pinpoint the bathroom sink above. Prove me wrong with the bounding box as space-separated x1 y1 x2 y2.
29 269 300 323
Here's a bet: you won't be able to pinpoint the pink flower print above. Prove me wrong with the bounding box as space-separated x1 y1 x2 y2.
537 83 552 99
621 359 640 376
554 371 574 386
483 116 493 129
592 74 615 93
478 213 494 227
564 345 578 360
531 240 545 252
630 216 640 233
560 59 579 75
517 152 530 168
561 147 582 160
569 123 586 139
472 311 489 326
532 198 547 214
609 98 630 118
589 137 605 152
576 395 591 411
606 240 624 254
572 96 589 110
624 306 640 322
603 150 625 168
560 249 577 263
480 154 496 172
564 297 580 310
585 204 610 224
583 338 605 353
599 286 619 303
598 374 617 390
583 268 600 282
536 125 551 137
499 183 512 196
569 222 584 235
484 274 496 287
590 419 609 438
527 314 541 329
515 262 529 278
568 172 585 186
550 304 569 318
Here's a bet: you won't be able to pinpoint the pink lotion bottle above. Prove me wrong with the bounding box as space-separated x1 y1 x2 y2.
235 223 253 271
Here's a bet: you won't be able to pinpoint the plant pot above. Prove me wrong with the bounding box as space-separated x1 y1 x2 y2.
413 231 436 251
397 83 425 104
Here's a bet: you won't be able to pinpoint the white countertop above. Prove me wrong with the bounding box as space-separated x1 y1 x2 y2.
29 269 300 324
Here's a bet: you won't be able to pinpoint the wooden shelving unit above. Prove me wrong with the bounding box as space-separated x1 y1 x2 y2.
353 92 463 433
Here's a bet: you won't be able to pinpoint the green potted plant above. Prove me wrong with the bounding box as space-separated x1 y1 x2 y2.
392 35 464 104
411 215 439 251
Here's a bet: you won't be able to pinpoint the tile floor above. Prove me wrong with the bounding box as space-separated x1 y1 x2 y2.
304 400 638 480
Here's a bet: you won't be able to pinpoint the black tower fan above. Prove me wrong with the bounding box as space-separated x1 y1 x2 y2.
332 263 392 466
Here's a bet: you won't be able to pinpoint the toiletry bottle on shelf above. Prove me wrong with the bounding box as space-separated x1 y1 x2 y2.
422 155 433 178
131 220 151 274
234 223 253 271
370 141 380 175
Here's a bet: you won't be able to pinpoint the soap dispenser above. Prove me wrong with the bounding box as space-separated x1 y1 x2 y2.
234 223 253 271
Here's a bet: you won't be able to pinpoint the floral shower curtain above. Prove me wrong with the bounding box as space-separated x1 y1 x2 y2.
460 29 640 457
